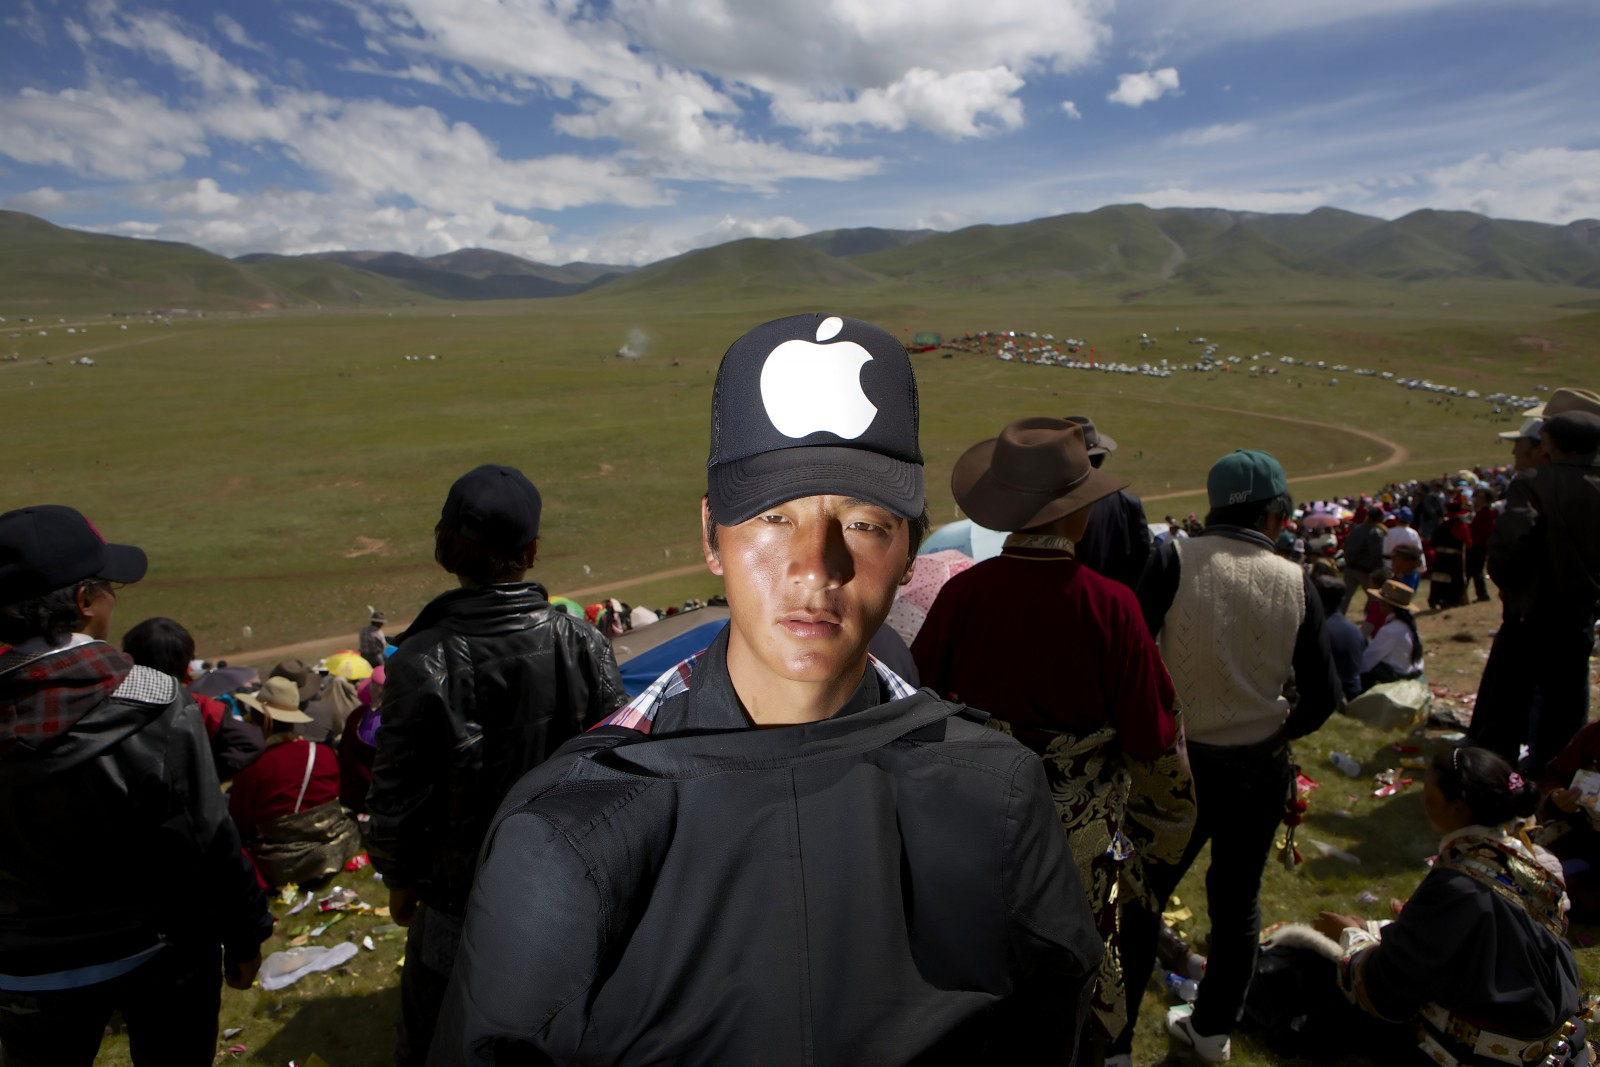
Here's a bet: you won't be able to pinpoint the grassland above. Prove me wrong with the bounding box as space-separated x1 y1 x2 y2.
7 274 1596 661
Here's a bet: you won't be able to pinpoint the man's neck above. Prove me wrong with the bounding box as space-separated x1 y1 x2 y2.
724 640 870 726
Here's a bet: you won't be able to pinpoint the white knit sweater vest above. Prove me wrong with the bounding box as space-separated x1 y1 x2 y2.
1159 536 1306 745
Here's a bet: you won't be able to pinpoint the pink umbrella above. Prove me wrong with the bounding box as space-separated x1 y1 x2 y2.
885 549 977 646
1299 511 1342 531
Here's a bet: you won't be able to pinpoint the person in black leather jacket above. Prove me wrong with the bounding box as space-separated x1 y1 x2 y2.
366 465 627 1066
0 506 273 1067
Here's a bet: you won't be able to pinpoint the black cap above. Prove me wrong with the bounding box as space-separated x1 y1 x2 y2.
440 465 541 551
706 313 923 526
0 505 148 605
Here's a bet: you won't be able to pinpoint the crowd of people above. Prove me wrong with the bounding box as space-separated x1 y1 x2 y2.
0 314 1595 1067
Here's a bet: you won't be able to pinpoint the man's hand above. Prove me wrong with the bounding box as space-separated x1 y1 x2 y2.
1549 787 1583 814
1313 911 1364 941
390 885 421 927
225 953 261 990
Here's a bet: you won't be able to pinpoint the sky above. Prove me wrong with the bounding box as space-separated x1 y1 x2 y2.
2 0 1597 267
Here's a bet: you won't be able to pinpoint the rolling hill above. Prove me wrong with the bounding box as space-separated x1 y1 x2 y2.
3 203 1598 312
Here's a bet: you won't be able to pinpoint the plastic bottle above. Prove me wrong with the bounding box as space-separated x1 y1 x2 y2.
1328 751 1362 777
1164 971 1200 1002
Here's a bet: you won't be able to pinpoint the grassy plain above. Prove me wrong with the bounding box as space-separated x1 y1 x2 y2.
8 278 1597 660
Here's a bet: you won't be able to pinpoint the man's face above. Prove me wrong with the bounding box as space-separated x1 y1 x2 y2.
1511 436 1542 471
705 494 910 701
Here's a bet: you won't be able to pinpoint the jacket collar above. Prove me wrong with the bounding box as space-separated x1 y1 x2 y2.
396 580 551 643
1198 524 1276 550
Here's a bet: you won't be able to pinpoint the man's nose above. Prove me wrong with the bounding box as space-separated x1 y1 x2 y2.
789 518 851 591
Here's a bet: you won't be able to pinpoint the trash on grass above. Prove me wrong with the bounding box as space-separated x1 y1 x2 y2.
286 890 314 916
363 935 376 951
259 942 360 991
308 913 345 937
344 852 371 871
275 882 300 907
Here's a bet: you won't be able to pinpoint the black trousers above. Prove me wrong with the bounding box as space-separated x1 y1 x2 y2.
1113 737 1292 1049
1464 547 1490 601
1470 614 1596 773
396 903 462 1067
0 940 221 1067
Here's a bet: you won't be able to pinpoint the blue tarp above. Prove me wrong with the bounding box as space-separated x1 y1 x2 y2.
618 619 729 697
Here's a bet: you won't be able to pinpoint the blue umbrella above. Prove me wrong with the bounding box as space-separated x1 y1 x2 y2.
918 519 1007 562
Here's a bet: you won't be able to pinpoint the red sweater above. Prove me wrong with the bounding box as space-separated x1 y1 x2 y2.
228 737 342 838
911 550 1178 760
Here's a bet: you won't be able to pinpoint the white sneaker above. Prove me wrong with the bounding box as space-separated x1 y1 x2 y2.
1166 1004 1231 1063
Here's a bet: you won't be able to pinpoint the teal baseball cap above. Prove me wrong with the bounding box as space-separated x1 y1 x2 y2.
1207 450 1288 509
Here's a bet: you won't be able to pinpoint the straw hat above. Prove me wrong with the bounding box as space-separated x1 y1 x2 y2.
236 676 314 723
1366 579 1416 612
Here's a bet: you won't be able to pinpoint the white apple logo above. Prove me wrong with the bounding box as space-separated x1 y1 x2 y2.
759 316 879 439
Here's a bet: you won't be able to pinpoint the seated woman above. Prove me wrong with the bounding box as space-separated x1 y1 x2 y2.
1536 720 1600 923
1315 746 1588 1066
1359 579 1424 691
230 676 360 887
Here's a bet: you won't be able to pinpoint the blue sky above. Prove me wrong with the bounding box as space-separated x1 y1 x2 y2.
2 0 1595 265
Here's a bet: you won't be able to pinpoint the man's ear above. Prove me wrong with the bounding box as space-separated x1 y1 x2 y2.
701 498 724 577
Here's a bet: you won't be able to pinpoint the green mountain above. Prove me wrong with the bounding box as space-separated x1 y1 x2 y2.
301 248 631 299
795 227 935 259
0 212 427 310
5 203 1599 311
579 237 883 301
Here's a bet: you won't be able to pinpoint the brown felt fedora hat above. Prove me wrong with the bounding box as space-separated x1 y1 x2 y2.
951 417 1130 532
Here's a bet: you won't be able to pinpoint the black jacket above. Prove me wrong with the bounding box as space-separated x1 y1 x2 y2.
366 582 627 916
435 633 1102 1066
1489 456 1600 625
1075 488 1153 589
0 644 272 977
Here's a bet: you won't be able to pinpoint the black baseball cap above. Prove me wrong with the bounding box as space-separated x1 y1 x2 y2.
0 505 148 605
440 465 541 551
706 313 924 526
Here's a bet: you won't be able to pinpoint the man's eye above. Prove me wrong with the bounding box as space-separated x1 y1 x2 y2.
848 521 886 533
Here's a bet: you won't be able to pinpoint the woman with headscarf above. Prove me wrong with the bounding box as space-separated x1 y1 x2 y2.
1311 746 1588 1065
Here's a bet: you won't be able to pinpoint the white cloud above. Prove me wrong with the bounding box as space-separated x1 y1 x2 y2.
129 177 241 215
359 0 1110 142
93 9 262 95
1126 147 1600 225
773 67 1026 142
2 186 106 214
1172 122 1255 146
1061 101 1082 119
0 86 207 180
1107 67 1180 107
213 13 264 53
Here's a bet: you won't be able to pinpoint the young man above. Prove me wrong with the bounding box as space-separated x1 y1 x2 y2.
437 314 1101 1065
365 465 628 1066
0 506 272 1067
1136 451 1340 1063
